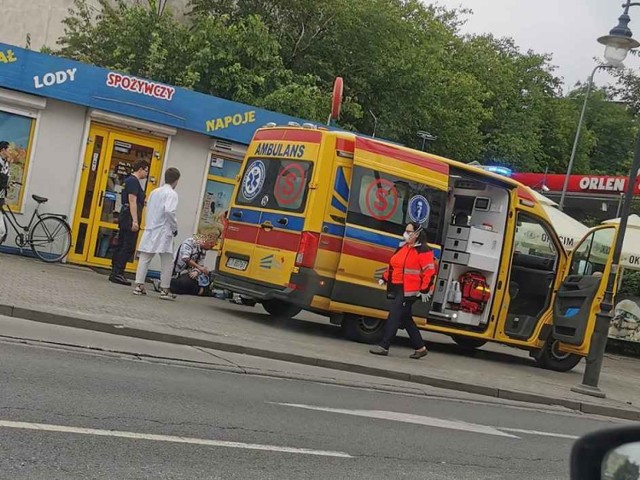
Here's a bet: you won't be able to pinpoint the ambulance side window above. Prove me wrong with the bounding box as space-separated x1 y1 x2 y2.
513 214 558 261
346 166 446 242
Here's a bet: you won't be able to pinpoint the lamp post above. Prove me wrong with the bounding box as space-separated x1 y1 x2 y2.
417 130 437 152
558 64 614 211
571 1 640 398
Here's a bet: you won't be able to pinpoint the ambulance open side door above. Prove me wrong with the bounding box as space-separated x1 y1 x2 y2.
552 224 620 355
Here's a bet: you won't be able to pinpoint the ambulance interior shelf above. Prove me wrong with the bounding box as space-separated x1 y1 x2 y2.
429 178 510 329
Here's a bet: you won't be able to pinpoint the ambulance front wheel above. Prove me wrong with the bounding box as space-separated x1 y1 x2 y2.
262 299 302 318
342 314 385 344
535 338 582 372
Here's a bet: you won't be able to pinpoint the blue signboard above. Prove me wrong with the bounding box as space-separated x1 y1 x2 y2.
0 43 319 145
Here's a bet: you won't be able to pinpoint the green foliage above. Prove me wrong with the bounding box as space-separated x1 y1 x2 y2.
620 270 640 297
48 0 639 175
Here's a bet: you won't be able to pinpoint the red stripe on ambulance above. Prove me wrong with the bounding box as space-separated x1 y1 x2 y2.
356 137 449 175
254 129 322 144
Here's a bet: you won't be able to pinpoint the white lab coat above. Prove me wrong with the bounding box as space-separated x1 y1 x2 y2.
138 184 179 254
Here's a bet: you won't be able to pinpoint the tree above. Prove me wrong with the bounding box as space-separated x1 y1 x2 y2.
49 0 344 124
54 0 636 175
54 0 199 88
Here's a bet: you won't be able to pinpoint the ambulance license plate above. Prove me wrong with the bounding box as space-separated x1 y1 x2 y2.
226 257 248 271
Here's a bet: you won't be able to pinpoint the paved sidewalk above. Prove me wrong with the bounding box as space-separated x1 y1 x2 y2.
2 253 640 419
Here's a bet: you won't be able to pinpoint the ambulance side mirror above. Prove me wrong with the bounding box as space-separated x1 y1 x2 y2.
571 426 640 479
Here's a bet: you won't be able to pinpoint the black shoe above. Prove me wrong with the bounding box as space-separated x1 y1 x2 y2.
109 274 132 286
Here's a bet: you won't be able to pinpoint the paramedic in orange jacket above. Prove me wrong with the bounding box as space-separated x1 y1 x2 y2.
370 222 437 359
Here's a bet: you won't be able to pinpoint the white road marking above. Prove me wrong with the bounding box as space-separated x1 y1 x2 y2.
275 403 581 441
500 428 579 440
274 403 519 438
0 420 352 458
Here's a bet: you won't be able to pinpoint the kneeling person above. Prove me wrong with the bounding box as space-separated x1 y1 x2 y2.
169 233 217 296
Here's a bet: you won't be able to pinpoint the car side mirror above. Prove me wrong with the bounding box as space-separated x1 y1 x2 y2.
571 426 640 479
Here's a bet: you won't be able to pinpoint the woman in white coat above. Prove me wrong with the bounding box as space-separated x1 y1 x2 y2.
134 167 181 299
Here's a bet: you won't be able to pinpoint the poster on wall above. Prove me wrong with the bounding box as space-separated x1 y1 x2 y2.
0 110 34 209
197 180 234 239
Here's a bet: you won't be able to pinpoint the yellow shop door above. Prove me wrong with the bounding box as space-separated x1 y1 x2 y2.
68 124 165 270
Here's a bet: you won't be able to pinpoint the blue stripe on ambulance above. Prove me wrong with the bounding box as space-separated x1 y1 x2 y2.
322 223 345 237
228 208 304 232
334 167 350 201
345 226 441 259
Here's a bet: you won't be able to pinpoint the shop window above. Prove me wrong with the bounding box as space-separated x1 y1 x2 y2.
0 110 35 210
197 154 241 237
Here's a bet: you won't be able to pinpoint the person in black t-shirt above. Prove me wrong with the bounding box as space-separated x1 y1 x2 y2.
109 159 150 285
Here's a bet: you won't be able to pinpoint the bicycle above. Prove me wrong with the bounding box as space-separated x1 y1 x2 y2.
0 182 72 263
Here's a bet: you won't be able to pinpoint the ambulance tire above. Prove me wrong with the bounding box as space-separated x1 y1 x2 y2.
535 338 582 372
261 299 302 318
451 335 487 350
342 315 385 344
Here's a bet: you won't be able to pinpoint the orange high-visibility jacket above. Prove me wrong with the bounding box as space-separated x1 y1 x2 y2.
382 243 437 297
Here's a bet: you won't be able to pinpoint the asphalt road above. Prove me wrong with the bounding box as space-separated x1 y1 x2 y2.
0 339 627 480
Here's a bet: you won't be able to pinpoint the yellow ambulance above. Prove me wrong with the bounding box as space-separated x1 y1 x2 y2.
213 125 619 371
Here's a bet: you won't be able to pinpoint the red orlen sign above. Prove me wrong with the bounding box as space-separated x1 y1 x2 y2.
511 173 640 196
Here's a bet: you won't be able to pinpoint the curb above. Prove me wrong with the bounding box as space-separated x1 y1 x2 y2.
3 302 640 421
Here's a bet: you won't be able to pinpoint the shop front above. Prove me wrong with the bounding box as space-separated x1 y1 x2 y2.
0 43 315 272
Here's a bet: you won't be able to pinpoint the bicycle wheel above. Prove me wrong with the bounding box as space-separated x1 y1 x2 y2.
29 216 71 263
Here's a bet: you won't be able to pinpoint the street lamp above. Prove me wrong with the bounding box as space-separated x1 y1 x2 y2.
417 130 437 152
558 65 614 211
571 0 640 398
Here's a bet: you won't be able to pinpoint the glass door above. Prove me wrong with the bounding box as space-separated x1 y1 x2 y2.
87 130 164 269
68 125 110 263
69 124 165 269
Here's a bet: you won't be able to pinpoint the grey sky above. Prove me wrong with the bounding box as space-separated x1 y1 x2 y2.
434 0 640 91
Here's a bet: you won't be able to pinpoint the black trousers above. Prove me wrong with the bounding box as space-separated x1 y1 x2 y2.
170 274 201 295
111 227 139 276
379 289 425 350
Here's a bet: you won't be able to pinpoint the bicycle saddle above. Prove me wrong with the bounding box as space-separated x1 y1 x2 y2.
32 195 48 203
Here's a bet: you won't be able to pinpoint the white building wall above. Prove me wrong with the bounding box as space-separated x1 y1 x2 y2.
145 128 211 273
0 0 189 51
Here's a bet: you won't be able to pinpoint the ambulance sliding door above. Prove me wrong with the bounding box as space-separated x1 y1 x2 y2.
329 137 448 319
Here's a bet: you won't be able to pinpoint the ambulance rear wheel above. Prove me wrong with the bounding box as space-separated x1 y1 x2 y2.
451 335 487 350
342 314 385 344
535 338 582 372
262 299 301 318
